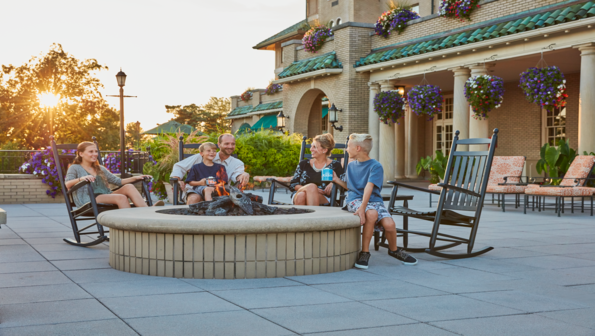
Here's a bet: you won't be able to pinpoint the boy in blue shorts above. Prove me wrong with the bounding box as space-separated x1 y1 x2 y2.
186 142 228 202
332 134 417 269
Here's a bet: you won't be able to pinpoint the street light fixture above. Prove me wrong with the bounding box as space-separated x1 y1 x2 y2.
277 111 288 131
39 92 60 137
116 70 127 87
328 103 343 132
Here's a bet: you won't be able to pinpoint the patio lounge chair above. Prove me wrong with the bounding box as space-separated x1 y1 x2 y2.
267 136 348 207
383 129 499 259
51 136 153 247
524 155 595 217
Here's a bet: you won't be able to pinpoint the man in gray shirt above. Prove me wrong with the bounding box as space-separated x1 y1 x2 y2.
170 134 250 204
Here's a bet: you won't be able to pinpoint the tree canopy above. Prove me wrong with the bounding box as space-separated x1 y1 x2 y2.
0 44 120 149
166 97 230 134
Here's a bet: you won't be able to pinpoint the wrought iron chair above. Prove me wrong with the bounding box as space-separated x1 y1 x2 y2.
51 136 153 247
267 136 348 207
382 129 499 259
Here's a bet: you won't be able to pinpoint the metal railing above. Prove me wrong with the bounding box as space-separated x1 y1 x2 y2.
100 150 151 174
0 150 42 173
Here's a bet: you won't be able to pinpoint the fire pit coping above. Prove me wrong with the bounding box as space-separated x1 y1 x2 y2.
98 205 361 235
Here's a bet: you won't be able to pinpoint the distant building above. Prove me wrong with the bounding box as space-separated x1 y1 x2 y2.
227 0 595 179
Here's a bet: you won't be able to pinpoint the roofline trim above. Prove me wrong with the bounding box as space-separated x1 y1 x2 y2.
273 68 343 84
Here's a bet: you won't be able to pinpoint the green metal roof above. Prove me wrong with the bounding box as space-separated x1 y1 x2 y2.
253 20 308 50
228 101 283 117
251 101 283 113
278 52 343 79
354 0 595 68
141 120 196 135
251 114 277 130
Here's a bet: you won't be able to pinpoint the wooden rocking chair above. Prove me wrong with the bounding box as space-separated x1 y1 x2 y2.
51 136 153 247
384 129 499 259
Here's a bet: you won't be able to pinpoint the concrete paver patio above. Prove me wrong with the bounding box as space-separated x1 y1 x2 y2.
1 189 594 335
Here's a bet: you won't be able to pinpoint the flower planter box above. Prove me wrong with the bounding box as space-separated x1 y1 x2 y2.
0 174 64 204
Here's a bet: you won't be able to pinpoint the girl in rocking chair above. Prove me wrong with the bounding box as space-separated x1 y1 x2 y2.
64 142 164 209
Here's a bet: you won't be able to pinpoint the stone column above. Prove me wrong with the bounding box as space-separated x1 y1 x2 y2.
468 64 491 141
406 107 419 179
368 82 381 160
395 112 406 179
451 67 471 150
575 43 595 154
378 80 395 182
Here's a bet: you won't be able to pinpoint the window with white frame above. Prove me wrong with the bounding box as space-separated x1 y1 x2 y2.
434 96 454 156
411 4 420 15
542 107 566 146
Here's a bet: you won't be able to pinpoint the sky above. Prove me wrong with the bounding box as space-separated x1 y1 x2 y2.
1 0 305 130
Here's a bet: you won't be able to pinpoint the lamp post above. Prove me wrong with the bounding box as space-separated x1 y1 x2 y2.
328 103 343 132
276 111 288 132
107 69 136 178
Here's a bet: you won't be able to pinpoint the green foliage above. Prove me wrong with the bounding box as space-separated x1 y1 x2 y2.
536 139 577 185
416 150 447 183
0 43 120 149
584 151 595 187
165 97 231 134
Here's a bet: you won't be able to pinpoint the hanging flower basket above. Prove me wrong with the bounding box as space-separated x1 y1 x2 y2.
302 25 333 53
240 90 253 102
373 91 406 124
464 75 505 120
375 7 420 38
519 66 567 111
407 84 443 120
264 83 282 95
439 0 481 21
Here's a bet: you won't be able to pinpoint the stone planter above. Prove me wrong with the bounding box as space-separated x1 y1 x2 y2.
0 174 64 204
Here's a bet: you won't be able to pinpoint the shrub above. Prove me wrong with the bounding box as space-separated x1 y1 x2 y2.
536 139 576 185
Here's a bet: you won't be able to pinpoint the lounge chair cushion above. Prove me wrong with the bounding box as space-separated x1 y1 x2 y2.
428 184 442 191
525 186 595 197
486 185 528 194
560 156 595 186
487 156 526 185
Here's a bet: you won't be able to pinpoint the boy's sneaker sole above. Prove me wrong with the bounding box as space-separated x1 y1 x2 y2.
354 263 369 270
388 248 418 266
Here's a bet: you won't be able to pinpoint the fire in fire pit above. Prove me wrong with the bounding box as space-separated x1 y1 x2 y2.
157 186 313 216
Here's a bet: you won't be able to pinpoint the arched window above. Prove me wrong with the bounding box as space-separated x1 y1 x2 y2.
329 20 334 27
336 18 342 25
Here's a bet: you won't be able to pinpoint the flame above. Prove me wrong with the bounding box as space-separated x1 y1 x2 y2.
213 169 229 197
241 182 254 191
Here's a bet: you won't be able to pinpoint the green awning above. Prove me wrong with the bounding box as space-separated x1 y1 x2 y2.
322 106 328 119
142 120 196 135
251 114 277 130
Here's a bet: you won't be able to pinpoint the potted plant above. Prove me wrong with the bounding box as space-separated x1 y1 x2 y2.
373 90 406 124
264 82 282 95
439 0 481 21
416 150 448 184
464 74 505 120
407 84 443 120
302 24 333 53
536 139 577 185
519 66 567 111
240 90 253 102
374 2 420 38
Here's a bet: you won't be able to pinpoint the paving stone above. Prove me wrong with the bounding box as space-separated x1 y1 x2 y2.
0 271 71 288
312 280 447 301
214 286 350 309
0 244 46 263
516 243 595 256
64 268 152 284
508 267 595 287
0 299 115 328
432 313 595 335
506 255 595 270
462 290 585 313
182 277 302 291
39 248 109 261
100 292 240 318
82 278 202 298
51 258 111 271
31 243 108 252
538 308 595 330
0 261 57 274
0 283 91 304
0 238 26 246
441 257 543 273
364 295 521 322
126 310 294 336
0 319 138 336
311 323 457 336
286 268 389 285
253 301 416 334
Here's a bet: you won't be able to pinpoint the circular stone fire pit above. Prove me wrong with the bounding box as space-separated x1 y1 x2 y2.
97 206 361 279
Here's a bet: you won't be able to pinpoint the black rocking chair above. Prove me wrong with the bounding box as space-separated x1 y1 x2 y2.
51 136 153 247
384 129 499 259
267 136 348 207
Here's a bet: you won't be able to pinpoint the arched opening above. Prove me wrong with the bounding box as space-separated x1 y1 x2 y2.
293 88 332 139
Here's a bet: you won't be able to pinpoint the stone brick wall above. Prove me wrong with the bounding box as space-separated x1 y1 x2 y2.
371 0 570 50
0 174 64 204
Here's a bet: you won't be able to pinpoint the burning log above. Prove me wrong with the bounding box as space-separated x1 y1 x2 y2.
230 186 254 215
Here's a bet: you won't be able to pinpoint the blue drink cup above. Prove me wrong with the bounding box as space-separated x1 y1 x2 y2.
321 168 333 182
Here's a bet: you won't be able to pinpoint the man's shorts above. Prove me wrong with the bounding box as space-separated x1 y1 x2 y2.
346 199 391 225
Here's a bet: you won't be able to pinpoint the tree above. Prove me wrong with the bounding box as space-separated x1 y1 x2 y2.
165 104 204 128
164 97 230 134
0 44 120 149
125 121 146 149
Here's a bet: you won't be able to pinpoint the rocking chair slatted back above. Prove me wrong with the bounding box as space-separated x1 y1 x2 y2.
50 140 78 209
438 132 497 213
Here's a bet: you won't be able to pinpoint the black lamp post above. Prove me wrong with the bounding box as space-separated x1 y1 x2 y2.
107 69 136 178
328 103 343 132
277 111 289 132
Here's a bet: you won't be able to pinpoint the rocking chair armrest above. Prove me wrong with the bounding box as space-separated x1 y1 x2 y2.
67 180 91 195
387 181 440 195
169 177 179 184
111 177 150 192
437 183 481 197
500 176 528 186
266 178 293 191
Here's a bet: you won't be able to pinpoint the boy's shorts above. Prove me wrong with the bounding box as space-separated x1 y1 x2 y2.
346 199 392 225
